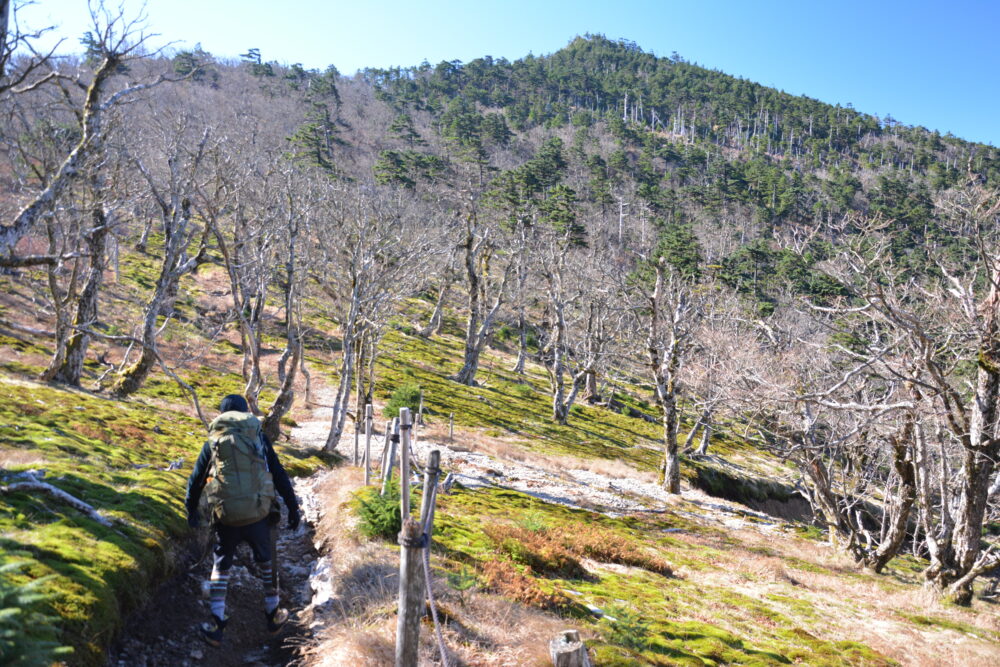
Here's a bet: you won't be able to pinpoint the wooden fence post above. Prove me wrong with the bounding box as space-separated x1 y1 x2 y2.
381 418 399 497
419 450 441 540
549 630 591 667
399 407 412 517
417 390 424 425
353 408 361 466
379 419 392 473
449 412 454 442
395 450 441 667
364 404 373 486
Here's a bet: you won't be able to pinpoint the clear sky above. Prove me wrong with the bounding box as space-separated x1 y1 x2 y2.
16 0 999 146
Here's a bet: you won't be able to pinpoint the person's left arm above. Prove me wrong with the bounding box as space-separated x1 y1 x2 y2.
262 434 300 527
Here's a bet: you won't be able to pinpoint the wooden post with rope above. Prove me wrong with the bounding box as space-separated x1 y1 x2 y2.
363 403 373 485
395 448 442 667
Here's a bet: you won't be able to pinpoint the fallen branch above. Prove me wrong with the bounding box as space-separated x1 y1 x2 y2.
1 470 112 526
0 319 55 338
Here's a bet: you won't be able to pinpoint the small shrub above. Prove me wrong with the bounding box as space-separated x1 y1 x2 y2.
517 511 547 532
353 483 403 541
383 383 422 418
602 604 653 652
445 565 477 605
494 323 515 343
0 563 73 666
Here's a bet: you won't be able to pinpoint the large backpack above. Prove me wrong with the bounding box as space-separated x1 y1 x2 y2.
203 411 276 527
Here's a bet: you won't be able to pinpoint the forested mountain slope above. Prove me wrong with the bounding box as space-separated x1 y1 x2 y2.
1 10 999 665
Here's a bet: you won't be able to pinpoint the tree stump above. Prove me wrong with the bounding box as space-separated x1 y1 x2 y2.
549 630 591 667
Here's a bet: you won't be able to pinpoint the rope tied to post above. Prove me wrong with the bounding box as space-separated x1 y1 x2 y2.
419 462 450 667
397 530 428 549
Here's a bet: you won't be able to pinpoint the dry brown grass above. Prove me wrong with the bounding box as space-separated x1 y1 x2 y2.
303 463 587 666
665 520 1000 666
0 448 47 469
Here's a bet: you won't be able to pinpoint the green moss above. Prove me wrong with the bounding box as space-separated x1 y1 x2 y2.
0 375 201 664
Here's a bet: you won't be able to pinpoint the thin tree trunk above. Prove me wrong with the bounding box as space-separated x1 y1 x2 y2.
865 430 916 573
661 394 680 493
695 412 713 456
512 308 528 374
48 207 109 385
325 288 360 451
422 276 451 337
112 199 201 397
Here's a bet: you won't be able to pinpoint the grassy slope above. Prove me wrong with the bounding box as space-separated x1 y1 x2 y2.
354 301 1000 666
1 268 998 665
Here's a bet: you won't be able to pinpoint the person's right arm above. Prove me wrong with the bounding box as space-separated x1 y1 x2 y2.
184 441 213 526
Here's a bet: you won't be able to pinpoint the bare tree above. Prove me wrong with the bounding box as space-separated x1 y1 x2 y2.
0 5 172 261
0 0 61 92
638 258 695 493
315 184 435 452
453 205 513 386
110 120 211 397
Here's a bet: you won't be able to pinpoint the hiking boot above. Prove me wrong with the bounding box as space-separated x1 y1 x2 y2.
199 614 228 646
266 607 289 635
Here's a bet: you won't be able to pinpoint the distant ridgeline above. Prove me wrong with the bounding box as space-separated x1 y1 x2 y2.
364 34 996 182
358 34 997 304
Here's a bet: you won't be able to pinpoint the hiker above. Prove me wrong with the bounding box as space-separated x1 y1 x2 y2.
184 394 302 646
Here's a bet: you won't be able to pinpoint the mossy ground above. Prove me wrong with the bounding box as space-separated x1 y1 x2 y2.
427 485 897 666
0 373 330 665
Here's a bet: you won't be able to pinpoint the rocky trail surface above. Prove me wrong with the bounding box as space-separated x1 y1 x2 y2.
107 473 322 667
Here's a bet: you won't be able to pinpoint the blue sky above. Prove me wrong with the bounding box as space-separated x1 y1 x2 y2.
18 0 999 145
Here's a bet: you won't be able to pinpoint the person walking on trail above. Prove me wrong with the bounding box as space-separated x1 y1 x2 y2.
185 394 302 646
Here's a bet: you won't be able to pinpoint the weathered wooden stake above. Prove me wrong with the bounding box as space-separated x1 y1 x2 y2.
549 630 591 667
381 418 399 497
420 450 441 540
379 419 392 473
364 404 373 486
449 412 454 441
395 450 441 667
395 515 423 667
417 389 424 425
399 407 412 517
353 408 360 466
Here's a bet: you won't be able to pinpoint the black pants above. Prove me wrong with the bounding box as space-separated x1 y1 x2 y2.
213 517 271 571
